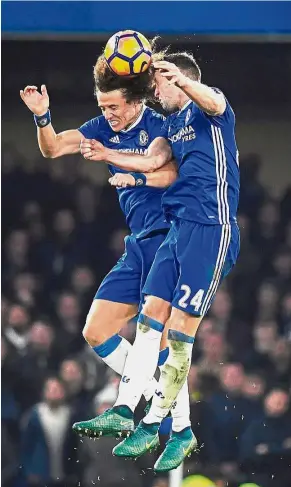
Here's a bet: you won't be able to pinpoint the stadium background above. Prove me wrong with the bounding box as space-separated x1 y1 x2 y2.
2 2 291 487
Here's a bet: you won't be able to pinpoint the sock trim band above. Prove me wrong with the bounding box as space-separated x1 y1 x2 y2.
139 313 164 333
93 334 122 358
158 347 169 366
168 329 195 344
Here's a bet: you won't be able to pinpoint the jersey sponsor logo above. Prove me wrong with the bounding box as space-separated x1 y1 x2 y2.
109 135 120 143
139 130 149 146
118 148 147 155
168 125 196 143
185 108 191 125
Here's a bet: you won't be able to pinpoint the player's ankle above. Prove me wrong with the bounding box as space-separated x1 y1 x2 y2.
172 426 192 437
113 405 133 418
141 421 160 433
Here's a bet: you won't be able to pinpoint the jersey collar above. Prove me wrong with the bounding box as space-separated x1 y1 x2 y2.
121 104 147 133
178 99 192 114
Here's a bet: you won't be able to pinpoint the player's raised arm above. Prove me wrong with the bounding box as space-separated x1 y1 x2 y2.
154 61 226 116
20 85 82 158
80 136 172 173
108 160 177 189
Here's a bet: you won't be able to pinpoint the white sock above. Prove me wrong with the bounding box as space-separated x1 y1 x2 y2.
101 336 131 375
114 314 163 411
143 331 193 424
157 363 191 431
171 380 191 432
157 359 191 431
94 335 157 402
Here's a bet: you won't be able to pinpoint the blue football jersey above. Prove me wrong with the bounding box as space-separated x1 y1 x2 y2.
161 93 239 225
78 106 169 239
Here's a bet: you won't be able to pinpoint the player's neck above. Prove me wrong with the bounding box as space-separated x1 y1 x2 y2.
177 93 190 111
124 104 144 131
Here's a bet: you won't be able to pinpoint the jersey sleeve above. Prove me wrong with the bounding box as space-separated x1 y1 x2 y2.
78 116 104 142
159 116 171 139
198 88 235 127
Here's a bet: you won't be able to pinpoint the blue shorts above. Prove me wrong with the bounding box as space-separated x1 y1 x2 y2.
95 230 168 309
143 220 240 316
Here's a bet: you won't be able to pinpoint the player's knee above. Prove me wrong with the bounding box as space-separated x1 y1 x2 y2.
141 296 171 326
82 311 104 347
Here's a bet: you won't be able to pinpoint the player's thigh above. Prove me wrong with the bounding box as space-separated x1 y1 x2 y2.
85 235 141 344
95 235 141 306
173 222 238 317
84 299 138 345
143 226 178 309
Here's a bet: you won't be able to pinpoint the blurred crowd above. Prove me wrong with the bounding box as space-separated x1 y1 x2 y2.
2 145 291 487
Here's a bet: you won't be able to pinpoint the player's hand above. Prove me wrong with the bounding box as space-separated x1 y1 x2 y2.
153 61 188 88
108 173 135 188
80 139 108 161
20 85 49 116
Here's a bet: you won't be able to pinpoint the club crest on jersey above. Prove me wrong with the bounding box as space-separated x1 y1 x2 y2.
139 130 149 146
185 109 191 125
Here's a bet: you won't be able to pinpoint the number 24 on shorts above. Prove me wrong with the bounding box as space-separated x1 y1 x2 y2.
178 285 205 312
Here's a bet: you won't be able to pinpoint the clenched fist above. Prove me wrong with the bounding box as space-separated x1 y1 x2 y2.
109 173 136 188
20 85 49 116
80 139 108 162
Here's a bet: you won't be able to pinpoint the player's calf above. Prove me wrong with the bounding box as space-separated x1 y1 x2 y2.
166 306 202 339
143 310 199 426
82 299 140 380
141 295 171 326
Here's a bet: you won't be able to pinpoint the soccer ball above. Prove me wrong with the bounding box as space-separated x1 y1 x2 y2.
104 30 152 77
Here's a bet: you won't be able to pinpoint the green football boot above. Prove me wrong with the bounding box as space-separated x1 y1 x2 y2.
112 421 160 458
154 427 198 472
72 406 134 439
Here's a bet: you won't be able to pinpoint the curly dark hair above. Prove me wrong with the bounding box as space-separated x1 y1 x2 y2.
93 55 155 103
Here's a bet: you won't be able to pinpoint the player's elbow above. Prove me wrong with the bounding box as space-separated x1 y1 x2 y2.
142 158 157 173
41 149 55 158
167 171 178 186
146 155 168 173
162 170 177 188
210 96 226 116
40 146 59 159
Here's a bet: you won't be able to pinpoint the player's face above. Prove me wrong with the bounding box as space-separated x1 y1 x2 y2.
154 70 181 112
97 90 141 132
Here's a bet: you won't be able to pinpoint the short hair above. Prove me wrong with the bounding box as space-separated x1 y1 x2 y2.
94 55 155 103
153 50 201 82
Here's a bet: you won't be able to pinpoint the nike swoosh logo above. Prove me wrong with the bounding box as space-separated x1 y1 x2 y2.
120 421 129 426
183 439 196 456
146 438 157 449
